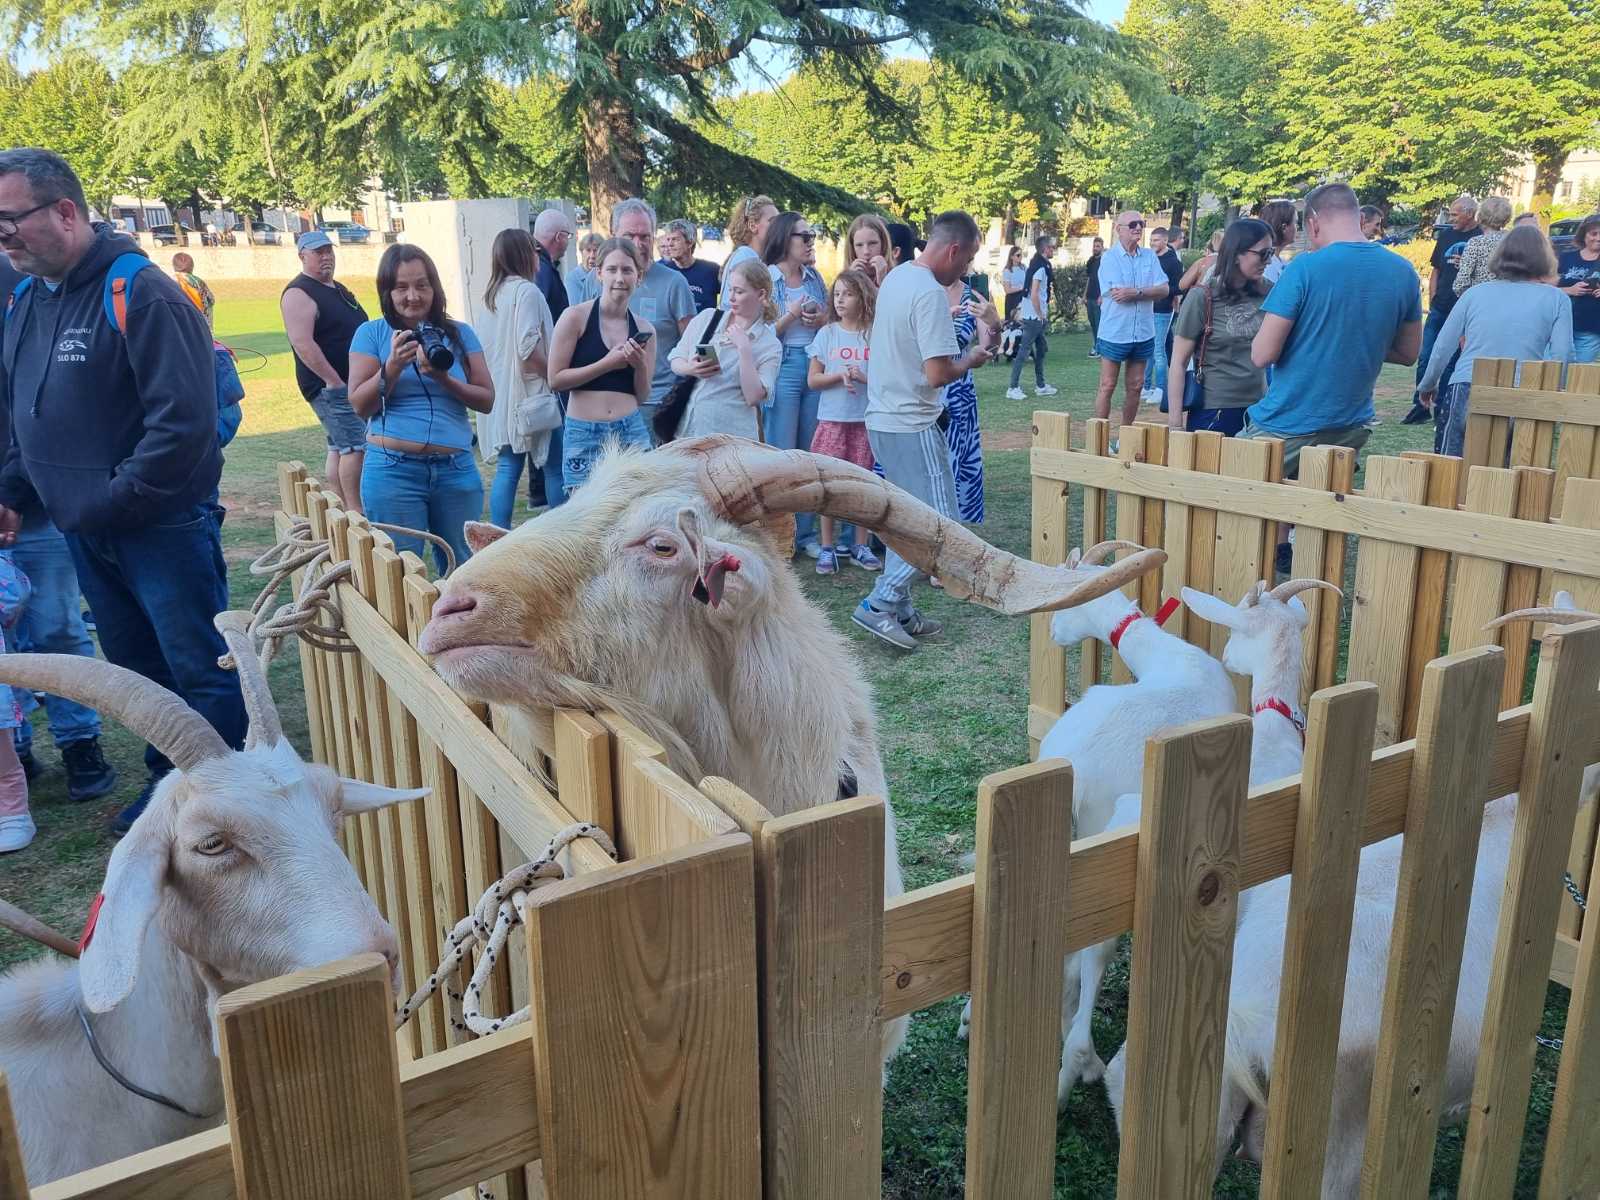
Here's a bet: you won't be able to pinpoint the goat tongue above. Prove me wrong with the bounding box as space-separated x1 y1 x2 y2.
692 553 742 608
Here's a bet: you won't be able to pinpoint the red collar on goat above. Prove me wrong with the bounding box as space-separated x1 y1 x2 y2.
1107 596 1181 650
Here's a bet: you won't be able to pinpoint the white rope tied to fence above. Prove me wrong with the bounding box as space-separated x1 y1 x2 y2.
395 822 619 1038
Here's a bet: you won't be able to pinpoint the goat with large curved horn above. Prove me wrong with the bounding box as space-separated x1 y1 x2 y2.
668 436 1166 614
1267 578 1344 604
215 611 284 750
0 656 228 770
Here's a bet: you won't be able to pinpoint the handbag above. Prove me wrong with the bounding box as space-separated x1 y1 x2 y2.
654 309 725 443
1160 286 1212 414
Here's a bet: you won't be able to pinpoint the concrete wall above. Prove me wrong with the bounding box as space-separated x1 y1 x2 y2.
155 242 388 282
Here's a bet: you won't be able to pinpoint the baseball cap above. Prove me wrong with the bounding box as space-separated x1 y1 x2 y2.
297 230 333 252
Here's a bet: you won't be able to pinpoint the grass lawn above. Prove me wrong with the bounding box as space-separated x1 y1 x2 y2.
0 279 1571 1197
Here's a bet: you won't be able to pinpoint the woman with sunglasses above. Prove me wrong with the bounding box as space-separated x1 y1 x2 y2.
1165 219 1274 436
761 211 831 556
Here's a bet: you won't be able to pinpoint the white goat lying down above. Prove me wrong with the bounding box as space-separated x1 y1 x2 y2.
1048 577 1338 1103
0 615 425 1186
1102 592 1590 1195
417 436 1166 1074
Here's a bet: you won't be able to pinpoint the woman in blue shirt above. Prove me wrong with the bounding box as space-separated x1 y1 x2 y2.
762 211 830 555
347 244 494 574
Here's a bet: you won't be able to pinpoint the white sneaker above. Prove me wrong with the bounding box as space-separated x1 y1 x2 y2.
1005 387 1025 401
0 814 36 853
1141 388 1161 406
1035 384 1059 397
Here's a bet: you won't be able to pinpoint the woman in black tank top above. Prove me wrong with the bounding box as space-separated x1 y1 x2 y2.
547 238 657 495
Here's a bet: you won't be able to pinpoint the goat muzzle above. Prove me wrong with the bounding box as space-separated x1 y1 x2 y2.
667 436 1166 614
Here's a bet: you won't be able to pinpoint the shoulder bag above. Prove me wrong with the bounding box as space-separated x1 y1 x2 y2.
1160 286 1213 414
654 308 725 443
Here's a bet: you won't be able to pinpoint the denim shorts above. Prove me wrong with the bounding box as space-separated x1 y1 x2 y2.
1094 337 1155 364
563 411 652 494
307 386 368 453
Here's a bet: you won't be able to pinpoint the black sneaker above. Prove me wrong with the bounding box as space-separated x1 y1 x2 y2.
1401 402 1432 426
112 769 169 836
62 737 117 802
17 745 39 783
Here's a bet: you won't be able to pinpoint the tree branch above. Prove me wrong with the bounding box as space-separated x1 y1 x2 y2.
753 29 906 48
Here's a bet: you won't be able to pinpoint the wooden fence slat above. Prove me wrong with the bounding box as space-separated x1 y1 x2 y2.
1029 411 1072 756
1257 683 1379 1199
1551 362 1600 519
1345 456 1430 747
1288 446 1355 706
1510 360 1562 470
1136 422 1168 615
1080 418 1111 689
527 835 761 1200
1214 439 1277 710
1550 477 1600 946
274 465 330 768
1115 715 1252 1200
965 761 1074 1200
755 798 884 1200
1183 431 1225 653
0 1073 27 1200
1447 467 1521 654
218 955 411 1200
327 505 385 905
1360 646 1505 1198
1458 622 1600 1198
306 490 362 868
1502 467 1555 710
552 710 615 838
1398 454 1461 739
1160 431 1195 643
1112 426 1149 685
1539 828 1600 1199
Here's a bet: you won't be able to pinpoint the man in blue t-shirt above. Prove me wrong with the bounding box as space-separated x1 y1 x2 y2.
1244 183 1422 479
659 219 720 312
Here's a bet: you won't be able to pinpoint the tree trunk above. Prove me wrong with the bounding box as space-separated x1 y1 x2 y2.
1529 141 1567 220
1168 191 1189 239
581 85 645 235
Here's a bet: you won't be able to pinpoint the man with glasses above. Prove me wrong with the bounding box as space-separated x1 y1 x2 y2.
1093 211 1168 439
611 198 695 434
0 148 246 834
1404 193 1479 425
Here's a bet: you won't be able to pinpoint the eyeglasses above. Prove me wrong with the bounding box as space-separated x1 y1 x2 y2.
0 200 54 237
1122 220 1145 230
1247 247 1275 261
793 231 817 243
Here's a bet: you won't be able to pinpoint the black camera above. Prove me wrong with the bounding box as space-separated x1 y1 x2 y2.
414 321 455 371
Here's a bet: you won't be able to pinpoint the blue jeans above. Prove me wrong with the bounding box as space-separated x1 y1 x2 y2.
1151 312 1174 393
1414 307 1459 403
1574 332 1600 364
765 346 821 547
488 429 567 528
563 411 652 494
1009 320 1048 389
360 447 483 576
11 520 100 754
1435 381 1472 456
65 504 247 777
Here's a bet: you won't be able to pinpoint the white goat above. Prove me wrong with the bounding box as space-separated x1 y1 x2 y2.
417 438 1165 1078
0 615 424 1186
1102 592 1590 1194
1047 578 1336 1103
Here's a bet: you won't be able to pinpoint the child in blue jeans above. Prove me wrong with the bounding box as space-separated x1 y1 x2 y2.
0 551 34 852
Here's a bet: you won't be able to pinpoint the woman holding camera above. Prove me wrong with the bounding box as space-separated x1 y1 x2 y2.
667 260 782 441
762 211 830 554
547 237 654 495
348 243 493 574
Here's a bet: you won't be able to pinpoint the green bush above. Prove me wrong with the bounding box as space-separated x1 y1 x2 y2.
1195 209 1228 248
1052 261 1087 326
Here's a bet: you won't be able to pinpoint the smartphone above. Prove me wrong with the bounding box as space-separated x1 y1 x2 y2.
695 343 716 361
631 330 652 346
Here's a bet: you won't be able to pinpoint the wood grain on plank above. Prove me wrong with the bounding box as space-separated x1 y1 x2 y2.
1501 467 1555 710
1398 453 1462 738
1030 411 1073 755
1447 467 1519 654
1286 447 1355 706
1112 426 1148 685
1213 439 1275 711
1079 418 1111 689
1539 827 1600 1199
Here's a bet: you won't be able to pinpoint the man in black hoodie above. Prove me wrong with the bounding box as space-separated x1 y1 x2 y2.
0 148 246 832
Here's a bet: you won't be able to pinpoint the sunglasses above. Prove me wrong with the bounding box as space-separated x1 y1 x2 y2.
1247 247 1275 261
1121 220 1145 231
792 231 817 243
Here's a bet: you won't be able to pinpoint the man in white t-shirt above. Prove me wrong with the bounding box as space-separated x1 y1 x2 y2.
1093 210 1169 437
1005 235 1059 400
854 210 994 652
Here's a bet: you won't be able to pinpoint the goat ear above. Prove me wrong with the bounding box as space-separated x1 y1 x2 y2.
1181 586 1241 630
1286 595 1311 624
79 823 166 1012
336 779 430 815
465 521 509 553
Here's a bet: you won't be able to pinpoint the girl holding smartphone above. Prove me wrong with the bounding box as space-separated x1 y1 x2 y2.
669 260 782 441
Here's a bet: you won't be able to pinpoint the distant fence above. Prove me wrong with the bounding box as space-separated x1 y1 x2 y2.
1462 358 1600 515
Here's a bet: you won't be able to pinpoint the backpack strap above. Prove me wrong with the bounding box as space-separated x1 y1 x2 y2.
4 276 32 322
102 253 156 335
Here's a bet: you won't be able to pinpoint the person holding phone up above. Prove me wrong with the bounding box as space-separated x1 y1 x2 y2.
668 259 781 441
1559 215 1600 364
546 238 654 495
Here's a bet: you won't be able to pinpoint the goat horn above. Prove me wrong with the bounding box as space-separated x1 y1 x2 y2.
1485 606 1600 630
1080 540 1146 566
215 611 284 750
0 896 80 958
670 436 1166 614
1268 578 1345 604
0 655 228 770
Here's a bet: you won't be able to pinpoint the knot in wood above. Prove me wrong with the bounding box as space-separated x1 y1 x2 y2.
896 971 913 990
1197 871 1221 907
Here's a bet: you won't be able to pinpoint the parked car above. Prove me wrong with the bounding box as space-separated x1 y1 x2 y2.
320 221 372 245
1551 217 1582 255
247 222 283 246
700 224 725 242
148 223 192 246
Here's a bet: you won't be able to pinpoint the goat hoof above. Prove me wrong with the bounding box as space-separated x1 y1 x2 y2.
956 996 971 1041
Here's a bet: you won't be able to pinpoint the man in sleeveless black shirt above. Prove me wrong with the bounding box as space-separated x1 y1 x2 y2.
281 231 369 512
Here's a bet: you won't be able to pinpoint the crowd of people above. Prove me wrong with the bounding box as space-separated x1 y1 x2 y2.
3 138 1596 852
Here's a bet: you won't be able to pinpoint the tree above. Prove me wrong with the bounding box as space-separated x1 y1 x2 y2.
1 55 123 215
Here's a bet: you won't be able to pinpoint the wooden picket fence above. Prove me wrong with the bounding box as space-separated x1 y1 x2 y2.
11 448 1600 1198
1461 358 1600 515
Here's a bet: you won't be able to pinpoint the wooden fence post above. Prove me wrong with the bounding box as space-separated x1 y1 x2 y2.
218 954 411 1199
1539 826 1600 1198
1398 453 1462 739
526 834 761 1200
1458 621 1600 1197
1360 646 1505 1197
1287 446 1356 707
1257 682 1379 1199
0 1073 27 1200
965 760 1074 1200
1029 411 1072 757
1078 418 1111 691
1213 440 1276 711
1115 714 1252 1200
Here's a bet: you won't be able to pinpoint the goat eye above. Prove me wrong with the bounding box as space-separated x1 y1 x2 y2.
195 833 231 856
645 538 677 558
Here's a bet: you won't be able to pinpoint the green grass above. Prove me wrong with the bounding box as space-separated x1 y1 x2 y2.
0 283 1573 1196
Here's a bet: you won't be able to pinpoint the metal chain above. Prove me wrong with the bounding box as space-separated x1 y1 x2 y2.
1565 870 1589 912
1537 1033 1565 1051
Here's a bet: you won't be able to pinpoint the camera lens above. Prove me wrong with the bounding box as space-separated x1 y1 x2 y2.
415 322 455 371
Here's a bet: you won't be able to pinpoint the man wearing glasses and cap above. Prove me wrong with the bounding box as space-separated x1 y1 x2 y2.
281 229 370 513
1093 211 1169 443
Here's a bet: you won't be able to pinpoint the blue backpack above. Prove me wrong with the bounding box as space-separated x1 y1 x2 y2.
6 253 243 446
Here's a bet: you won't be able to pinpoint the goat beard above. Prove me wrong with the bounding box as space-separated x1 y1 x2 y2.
536 671 707 788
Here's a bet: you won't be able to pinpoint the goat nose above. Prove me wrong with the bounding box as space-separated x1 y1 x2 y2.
432 590 477 621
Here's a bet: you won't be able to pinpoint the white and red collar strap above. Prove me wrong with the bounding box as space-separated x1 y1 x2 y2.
1253 697 1306 743
1107 596 1182 651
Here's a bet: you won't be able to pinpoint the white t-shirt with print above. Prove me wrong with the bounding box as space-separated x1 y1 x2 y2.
808 323 871 422
865 264 959 434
